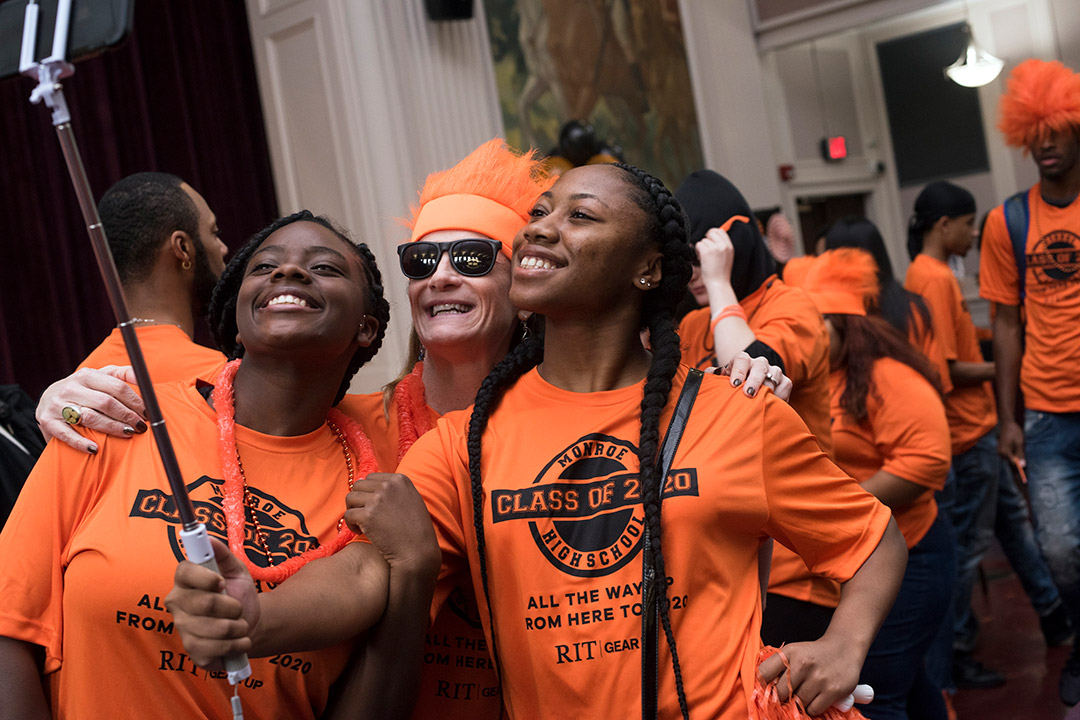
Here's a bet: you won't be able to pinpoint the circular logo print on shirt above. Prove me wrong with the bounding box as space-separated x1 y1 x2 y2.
490 433 698 578
130 475 320 588
1028 230 1080 295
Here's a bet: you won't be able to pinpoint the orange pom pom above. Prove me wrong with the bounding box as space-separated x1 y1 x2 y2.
751 646 868 720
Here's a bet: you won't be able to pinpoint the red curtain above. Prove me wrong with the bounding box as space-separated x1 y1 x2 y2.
0 0 278 397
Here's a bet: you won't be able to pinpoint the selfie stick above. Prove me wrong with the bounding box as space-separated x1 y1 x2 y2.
19 0 252 697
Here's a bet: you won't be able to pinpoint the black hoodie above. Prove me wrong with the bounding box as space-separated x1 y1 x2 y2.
675 170 777 301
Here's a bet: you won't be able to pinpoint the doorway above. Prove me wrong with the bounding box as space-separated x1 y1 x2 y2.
796 192 868 255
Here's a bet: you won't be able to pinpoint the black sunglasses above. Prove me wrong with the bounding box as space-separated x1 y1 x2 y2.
397 238 502 279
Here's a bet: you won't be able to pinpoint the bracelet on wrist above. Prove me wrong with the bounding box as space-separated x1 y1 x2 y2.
709 305 748 335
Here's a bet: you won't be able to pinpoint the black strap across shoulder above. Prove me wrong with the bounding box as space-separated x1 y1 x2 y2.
1003 191 1029 302
641 368 703 720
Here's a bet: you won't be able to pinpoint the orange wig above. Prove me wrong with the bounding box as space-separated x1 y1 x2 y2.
787 248 880 316
998 59 1080 149
405 139 555 256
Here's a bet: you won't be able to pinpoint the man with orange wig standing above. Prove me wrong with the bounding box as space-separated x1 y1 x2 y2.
980 58 1080 705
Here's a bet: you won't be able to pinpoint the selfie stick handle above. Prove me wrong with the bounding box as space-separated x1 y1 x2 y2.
19 0 251 688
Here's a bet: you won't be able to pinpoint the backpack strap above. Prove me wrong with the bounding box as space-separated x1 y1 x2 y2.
641 368 703 720
1003 190 1030 303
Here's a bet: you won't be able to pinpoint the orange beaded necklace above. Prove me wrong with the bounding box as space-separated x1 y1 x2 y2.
213 359 377 584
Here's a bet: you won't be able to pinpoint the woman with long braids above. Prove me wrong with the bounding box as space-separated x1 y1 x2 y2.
389 163 907 718
0 211 438 718
788 248 953 720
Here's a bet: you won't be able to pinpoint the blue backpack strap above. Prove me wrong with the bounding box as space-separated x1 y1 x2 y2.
1003 190 1030 302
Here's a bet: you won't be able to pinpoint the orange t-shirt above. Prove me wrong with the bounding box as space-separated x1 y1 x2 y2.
908 308 953 396
980 186 1080 412
830 359 950 548
399 366 891 720
338 390 437 479
677 277 839 608
0 380 364 719
78 324 226 384
905 254 996 454
340 387 501 720
678 276 833 456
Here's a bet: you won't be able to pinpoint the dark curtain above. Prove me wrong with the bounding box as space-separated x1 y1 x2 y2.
0 0 278 398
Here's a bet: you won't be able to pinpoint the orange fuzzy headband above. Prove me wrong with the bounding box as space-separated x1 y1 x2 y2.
405 138 555 256
784 248 879 316
999 59 1080 149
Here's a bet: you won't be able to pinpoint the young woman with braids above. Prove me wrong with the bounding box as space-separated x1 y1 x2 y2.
0 211 436 718
384 163 907 719
787 248 953 720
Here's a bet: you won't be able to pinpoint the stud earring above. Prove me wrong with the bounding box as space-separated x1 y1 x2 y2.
639 277 648 285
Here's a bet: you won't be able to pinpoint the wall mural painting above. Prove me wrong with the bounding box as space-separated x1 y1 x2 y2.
484 0 704 187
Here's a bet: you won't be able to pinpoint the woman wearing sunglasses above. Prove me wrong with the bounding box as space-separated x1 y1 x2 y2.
332 139 552 720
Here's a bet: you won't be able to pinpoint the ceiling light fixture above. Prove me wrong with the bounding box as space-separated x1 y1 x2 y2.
945 23 1004 88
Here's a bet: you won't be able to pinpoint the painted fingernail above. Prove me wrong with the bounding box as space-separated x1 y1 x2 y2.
123 426 136 436
732 378 742 387
746 387 756 396
88 443 99 455
136 421 148 433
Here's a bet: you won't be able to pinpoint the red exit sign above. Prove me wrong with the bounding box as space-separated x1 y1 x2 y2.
821 136 847 162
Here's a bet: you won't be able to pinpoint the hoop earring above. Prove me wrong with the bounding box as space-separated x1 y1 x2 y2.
520 321 531 343
182 259 192 271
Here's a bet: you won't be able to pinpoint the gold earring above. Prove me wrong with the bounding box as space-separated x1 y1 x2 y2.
182 259 192 271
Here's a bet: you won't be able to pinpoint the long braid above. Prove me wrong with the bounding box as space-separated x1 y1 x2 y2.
466 329 546 681
615 163 694 719
207 210 389 404
464 161 694 715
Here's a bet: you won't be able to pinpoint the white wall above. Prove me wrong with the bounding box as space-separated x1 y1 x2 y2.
677 0 784 207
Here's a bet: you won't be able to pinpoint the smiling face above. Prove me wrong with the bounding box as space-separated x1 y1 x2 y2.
235 221 376 360
406 229 518 360
510 164 661 320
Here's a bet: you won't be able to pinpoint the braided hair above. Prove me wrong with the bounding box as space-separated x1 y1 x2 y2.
465 164 694 717
207 210 390 405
